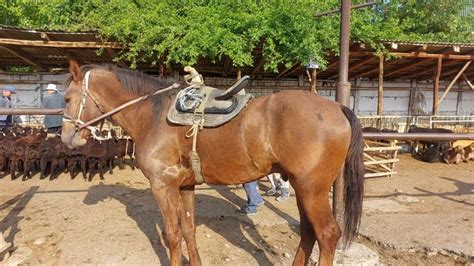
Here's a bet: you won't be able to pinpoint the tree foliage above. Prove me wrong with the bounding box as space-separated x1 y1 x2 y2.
1 0 472 70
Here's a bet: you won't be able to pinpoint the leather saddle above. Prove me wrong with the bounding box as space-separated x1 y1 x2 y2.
167 76 252 127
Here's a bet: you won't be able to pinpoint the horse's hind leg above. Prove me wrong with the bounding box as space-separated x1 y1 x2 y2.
293 202 316 265
292 183 341 266
179 187 201 266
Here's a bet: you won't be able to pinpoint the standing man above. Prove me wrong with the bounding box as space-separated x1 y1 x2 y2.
237 181 264 215
0 85 16 128
42 84 65 134
265 173 291 202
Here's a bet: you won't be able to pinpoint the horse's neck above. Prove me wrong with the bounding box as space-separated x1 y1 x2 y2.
110 103 151 142
108 95 167 144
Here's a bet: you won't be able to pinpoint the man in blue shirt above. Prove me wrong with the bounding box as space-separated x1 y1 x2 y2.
42 84 65 134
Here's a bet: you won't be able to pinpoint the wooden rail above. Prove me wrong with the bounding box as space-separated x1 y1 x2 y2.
0 38 122 49
0 108 64 115
363 132 474 141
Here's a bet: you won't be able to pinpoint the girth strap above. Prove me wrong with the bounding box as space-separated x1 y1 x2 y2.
185 86 214 184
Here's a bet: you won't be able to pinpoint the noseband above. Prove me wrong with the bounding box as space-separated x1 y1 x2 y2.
63 71 182 140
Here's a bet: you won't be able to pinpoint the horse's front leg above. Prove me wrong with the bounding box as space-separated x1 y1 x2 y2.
180 186 201 266
150 178 184 266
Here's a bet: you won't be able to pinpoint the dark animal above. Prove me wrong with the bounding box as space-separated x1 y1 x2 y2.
39 136 62 179
110 130 136 170
408 125 453 154
82 138 109 180
62 144 87 179
60 61 365 265
11 129 46 179
362 127 380 132
420 143 442 163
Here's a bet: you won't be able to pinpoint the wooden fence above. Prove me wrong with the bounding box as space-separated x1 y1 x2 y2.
363 140 401 178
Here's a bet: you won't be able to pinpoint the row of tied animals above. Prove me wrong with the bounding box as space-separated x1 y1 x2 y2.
0 126 136 180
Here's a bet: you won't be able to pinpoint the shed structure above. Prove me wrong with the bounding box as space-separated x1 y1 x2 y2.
0 26 473 119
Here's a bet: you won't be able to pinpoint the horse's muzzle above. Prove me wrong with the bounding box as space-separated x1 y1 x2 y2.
61 122 88 148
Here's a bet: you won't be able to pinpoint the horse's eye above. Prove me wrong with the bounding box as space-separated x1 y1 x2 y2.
64 97 71 103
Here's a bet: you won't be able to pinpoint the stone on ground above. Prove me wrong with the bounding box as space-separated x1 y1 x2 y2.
3 246 33 266
310 242 379 265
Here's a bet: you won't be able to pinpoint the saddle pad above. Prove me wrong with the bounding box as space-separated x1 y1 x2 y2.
167 93 252 128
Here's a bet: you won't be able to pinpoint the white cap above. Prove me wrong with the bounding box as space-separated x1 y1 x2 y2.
46 84 58 92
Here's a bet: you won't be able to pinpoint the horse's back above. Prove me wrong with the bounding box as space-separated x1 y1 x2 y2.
251 90 352 140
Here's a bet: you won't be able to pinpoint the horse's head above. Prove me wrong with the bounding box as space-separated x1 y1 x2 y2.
61 60 103 148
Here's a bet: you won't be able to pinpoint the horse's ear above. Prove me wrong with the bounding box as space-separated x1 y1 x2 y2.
69 60 83 82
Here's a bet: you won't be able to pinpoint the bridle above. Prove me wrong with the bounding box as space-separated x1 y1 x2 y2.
63 70 182 140
63 71 105 140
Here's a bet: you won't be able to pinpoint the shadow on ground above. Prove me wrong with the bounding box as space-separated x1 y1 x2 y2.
0 186 39 245
366 176 474 206
83 184 280 265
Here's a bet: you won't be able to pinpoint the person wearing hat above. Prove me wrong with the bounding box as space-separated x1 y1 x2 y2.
42 84 65 134
0 85 16 128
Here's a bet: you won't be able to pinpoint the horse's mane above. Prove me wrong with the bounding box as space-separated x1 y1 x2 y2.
65 64 177 122
65 64 175 94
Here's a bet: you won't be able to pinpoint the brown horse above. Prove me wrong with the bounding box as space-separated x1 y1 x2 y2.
61 61 364 266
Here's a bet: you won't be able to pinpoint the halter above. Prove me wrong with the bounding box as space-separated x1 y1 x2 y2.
63 70 182 141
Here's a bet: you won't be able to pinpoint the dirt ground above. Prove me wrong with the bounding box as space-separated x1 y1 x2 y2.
0 154 473 265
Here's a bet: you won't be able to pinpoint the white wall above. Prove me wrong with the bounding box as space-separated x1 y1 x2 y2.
0 73 68 108
0 72 473 116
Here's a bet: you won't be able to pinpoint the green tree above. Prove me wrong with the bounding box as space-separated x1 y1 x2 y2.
0 0 93 30
1 0 472 70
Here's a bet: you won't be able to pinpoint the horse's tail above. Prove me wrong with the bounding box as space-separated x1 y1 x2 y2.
340 105 365 248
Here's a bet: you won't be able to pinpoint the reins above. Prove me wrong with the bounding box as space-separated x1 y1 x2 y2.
63 71 182 138
78 82 181 130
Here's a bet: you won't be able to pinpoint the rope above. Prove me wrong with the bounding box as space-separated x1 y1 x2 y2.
87 127 112 141
178 86 203 111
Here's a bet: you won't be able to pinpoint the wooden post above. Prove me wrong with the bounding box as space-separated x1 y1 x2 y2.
433 57 442 115
334 0 351 234
298 74 304 87
158 63 165 79
310 68 317 94
456 84 462 115
377 55 384 128
237 67 241 80
407 81 414 116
